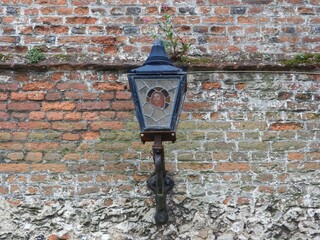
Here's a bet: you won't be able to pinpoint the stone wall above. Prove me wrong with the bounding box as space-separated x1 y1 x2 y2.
0 68 319 239
0 0 319 63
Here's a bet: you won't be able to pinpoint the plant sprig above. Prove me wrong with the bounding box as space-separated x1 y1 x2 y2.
146 13 191 62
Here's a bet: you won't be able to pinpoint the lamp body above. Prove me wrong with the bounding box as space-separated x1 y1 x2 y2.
128 73 186 133
128 40 187 139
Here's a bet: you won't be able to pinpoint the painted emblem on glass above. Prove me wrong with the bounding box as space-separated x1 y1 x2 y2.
146 87 170 110
135 78 179 129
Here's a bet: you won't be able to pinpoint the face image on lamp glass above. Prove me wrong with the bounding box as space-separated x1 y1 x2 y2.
136 78 179 129
147 87 170 109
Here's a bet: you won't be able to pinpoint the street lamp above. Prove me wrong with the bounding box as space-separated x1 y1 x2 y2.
128 40 187 224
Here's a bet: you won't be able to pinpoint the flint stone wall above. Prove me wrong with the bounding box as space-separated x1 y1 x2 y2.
0 68 319 239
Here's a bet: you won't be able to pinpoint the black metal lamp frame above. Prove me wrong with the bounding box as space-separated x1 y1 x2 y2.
128 40 187 224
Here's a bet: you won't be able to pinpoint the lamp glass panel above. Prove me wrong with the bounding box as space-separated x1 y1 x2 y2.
135 77 180 130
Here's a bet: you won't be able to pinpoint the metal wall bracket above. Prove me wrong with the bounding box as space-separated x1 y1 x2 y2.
146 134 174 224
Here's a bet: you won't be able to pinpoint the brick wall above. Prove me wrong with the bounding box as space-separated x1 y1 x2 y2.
0 0 319 63
0 67 319 239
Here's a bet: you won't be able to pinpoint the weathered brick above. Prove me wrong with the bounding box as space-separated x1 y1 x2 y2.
8 102 41 111
26 152 43 162
7 152 24 161
18 122 50 129
52 122 87 131
238 141 269 151
269 122 303 131
234 121 268 131
66 17 97 24
47 112 64 121
22 82 54 91
111 101 134 111
202 82 222 90
0 164 29 172
272 141 306 151
91 121 124 130
42 102 76 111
93 82 127 91
215 162 250 172
62 133 81 141
77 102 110 111
204 142 236 151
0 122 16 129
178 162 213 171
32 164 66 173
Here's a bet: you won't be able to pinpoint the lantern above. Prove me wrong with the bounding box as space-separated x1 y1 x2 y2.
128 40 187 224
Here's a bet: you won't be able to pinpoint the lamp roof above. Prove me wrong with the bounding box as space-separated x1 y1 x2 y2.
129 40 185 74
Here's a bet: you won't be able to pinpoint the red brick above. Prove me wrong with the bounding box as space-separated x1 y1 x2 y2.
215 162 249 172
0 93 8 101
0 104 5 111
238 16 269 24
56 83 88 91
242 0 272 3
32 164 66 173
82 93 99 100
81 132 100 140
183 102 211 111
93 82 127 91
0 112 9 120
91 36 116 45
66 17 97 24
77 102 110 111
24 142 59 151
22 82 54 91
0 83 19 91
52 26 69 34
52 122 87 131
99 92 114 100
111 101 134 111
0 187 9 195
47 112 64 121
56 7 73 15
178 162 212 171
62 133 81 141
0 122 16 129
42 102 76 111
74 6 89 14
29 111 46 120
100 111 116 120
46 93 62 101
27 92 45 101
8 102 41 111
11 92 27 101
82 112 99 120
80 186 100 195
91 121 124 130
258 186 274 193
237 197 250 206
0 164 29 173
235 83 246 90
18 122 50 130
12 132 28 141
64 112 81 120
26 152 43 162
202 82 222 90
288 152 305 161
7 152 24 161
269 123 303 131
203 16 233 24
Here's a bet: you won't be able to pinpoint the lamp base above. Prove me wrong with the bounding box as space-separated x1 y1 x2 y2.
140 131 176 143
